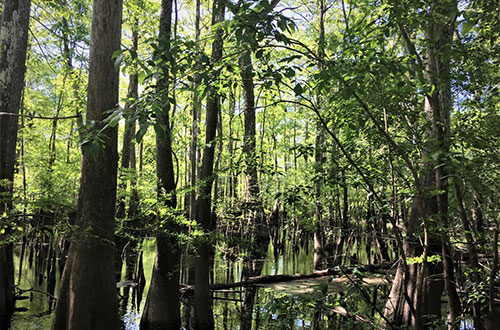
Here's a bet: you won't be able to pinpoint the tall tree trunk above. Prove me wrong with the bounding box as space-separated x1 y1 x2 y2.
313 0 326 271
312 126 324 270
236 4 286 324
189 0 201 222
61 0 84 142
240 49 266 257
124 10 141 287
184 2 201 312
193 0 225 328
48 92 63 169
122 20 140 287
115 18 139 285
51 1 122 329
240 260 264 330
424 0 460 325
0 0 31 328
227 90 236 202
140 0 181 328
333 172 348 266
125 130 139 286
384 1 458 327
454 182 484 329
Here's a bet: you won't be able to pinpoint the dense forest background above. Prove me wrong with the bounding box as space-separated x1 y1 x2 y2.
0 0 499 329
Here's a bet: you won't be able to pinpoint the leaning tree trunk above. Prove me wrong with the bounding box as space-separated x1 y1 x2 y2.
140 0 182 328
51 1 123 329
193 0 225 328
0 0 31 328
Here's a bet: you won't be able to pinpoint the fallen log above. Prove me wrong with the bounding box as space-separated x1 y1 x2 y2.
181 262 394 294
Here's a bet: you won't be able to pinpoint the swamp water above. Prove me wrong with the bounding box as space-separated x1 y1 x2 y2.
10 239 387 329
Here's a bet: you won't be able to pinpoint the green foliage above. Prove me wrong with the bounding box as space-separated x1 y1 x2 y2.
0 212 23 244
10 0 500 326
406 254 442 265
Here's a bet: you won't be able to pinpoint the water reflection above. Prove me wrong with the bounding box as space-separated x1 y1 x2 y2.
10 239 385 329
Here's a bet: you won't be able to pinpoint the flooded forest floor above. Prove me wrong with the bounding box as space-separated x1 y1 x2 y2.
10 235 396 330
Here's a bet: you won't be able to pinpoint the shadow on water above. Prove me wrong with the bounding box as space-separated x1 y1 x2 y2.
11 237 391 329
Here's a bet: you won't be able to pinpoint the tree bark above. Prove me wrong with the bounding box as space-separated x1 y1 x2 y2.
140 0 181 328
240 47 267 257
189 0 201 222
384 1 458 327
51 1 122 329
454 181 484 329
313 0 326 271
424 1 461 325
193 0 225 328
0 0 31 328
333 172 349 266
115 17 139 285
227 90 236 202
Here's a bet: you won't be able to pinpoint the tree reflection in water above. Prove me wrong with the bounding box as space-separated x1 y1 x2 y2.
10 239 386 329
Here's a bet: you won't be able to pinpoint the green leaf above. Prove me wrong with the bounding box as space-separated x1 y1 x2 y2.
278 17 287 32
279 55 302 63
293 83 303 96
107 111 121 127
284 67 295 78
81 140 100 157
462 20 475 35
114 53 125 70
154 122 166 141
136 123 150 143
138 71 147 85
112 49 124 59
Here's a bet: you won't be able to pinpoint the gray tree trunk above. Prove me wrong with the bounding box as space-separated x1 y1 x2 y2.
189 0 201 221
240 50 268 255
0 0 31 328
140 0 182 328
193 0 225 328
313 0 326 271
384 1 458 327
115 18 139 285
51 0 122 329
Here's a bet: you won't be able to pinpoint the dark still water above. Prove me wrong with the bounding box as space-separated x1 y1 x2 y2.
10 238 386 329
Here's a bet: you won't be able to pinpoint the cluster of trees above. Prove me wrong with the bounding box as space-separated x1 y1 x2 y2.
0 0 498 329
